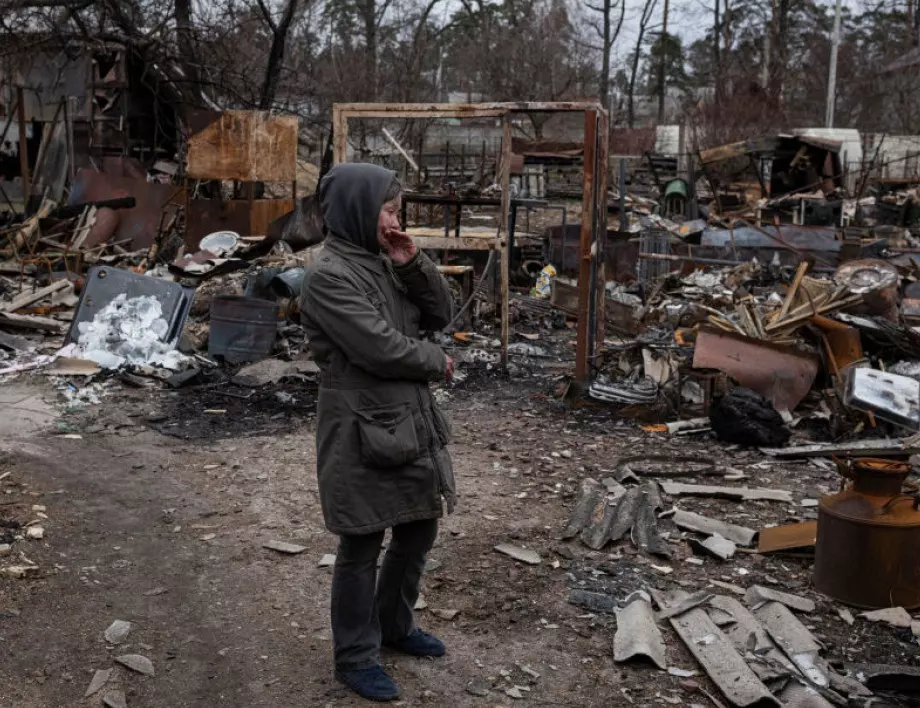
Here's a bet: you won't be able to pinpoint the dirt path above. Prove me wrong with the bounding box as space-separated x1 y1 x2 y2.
1 377 913 708
0 379 634 708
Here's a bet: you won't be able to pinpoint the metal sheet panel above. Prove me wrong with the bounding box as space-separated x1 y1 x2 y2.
68 169 185 250
186 110 298 182
693 328 820 413
185 198 296 250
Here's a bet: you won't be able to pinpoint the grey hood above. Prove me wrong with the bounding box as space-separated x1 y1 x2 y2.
319 163 397 255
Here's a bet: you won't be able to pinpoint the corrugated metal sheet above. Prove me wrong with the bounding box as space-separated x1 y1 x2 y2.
793 128 862 164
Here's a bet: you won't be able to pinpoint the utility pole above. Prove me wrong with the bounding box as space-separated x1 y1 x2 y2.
657 0 670 124
825 0 841 128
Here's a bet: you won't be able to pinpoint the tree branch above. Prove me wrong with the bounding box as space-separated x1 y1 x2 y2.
255 0 279 34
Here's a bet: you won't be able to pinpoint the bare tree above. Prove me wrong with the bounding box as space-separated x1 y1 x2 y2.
255 0 305 109
628 0 658 127
586 0 626 115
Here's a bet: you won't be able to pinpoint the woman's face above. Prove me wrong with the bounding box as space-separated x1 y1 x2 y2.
377 194 402 247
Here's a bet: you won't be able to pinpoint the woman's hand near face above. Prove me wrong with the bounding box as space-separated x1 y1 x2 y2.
381 229 418 265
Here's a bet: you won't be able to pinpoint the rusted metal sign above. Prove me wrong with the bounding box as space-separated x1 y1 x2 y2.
693 328 819 413
186 110 298 182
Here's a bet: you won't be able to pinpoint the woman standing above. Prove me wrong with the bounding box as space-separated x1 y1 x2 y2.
300 163 456 702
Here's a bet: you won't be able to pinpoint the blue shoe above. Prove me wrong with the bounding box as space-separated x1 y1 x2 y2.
385 628 446 657
336 665 400 702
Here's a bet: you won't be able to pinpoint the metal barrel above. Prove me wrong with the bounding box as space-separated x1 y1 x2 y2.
208 296 278 363
814 459 920 609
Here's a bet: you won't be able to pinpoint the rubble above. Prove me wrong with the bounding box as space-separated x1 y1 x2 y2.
744 586 816 614
262 540 308 555
860 607 913 629
494 544 542 565
613 592 667 670
114 654 155 677
84 669 112 698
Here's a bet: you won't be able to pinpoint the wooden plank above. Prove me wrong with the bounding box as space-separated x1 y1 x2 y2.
410 235 497 251
758 521 817 553
17 86 31 202
575 110 598 381
333 105 348 165
0 312 67 334
499 116 512 369
0 280 70 313
186 111 298 182
595 109 609 350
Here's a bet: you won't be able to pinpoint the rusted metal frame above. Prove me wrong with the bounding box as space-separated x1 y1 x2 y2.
575 110 599 381
16 87 31 211
499 116 512 368
594 110 610 358
335 102 604 117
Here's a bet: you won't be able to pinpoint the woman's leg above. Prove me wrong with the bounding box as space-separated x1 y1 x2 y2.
331 529 385 670
376 518 439 643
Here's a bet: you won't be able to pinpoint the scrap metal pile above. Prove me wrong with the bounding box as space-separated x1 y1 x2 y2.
580 242 920 448
0 195 321 391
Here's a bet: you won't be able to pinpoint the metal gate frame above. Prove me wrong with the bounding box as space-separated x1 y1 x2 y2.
332 102 608 379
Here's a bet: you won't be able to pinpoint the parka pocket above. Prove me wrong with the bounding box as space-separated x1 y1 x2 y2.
356 404 420 468
431 405 453 447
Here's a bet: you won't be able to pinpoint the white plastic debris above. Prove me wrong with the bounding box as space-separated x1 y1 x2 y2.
70 294 189 371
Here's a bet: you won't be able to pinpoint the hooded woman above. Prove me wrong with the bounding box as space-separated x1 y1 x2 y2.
300 163 456 701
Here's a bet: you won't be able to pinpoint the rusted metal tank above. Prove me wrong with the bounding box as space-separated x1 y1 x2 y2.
814 458 920 609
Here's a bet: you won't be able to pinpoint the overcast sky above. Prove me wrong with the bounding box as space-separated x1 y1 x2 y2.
587 0 868 65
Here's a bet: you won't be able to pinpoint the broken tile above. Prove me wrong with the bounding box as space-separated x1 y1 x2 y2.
115 654 155 676
25 526 44 540
466 679 491 697
861 607 912 629
660 482 793 503
262 540 307 555
670 509 756 546
494 543 541 565
744 585 815 614
104 620 132 645
689 534 736 561
102 690 127 708
562 478 602 539
613 593 667 670
430 608 460 621
837 607 855 626
318 554 336 567
84 668 112 698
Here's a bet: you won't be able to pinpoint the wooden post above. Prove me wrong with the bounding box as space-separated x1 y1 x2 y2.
499 115 512 369
16 86 31 209
594 109 610 353
575 110 598 382
64 97 76 184
333 107 348 164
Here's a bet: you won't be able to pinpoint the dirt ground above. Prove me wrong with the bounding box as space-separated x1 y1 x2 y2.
0 371 917 708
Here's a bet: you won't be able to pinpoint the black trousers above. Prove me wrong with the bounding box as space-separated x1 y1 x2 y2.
331 518 438 670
